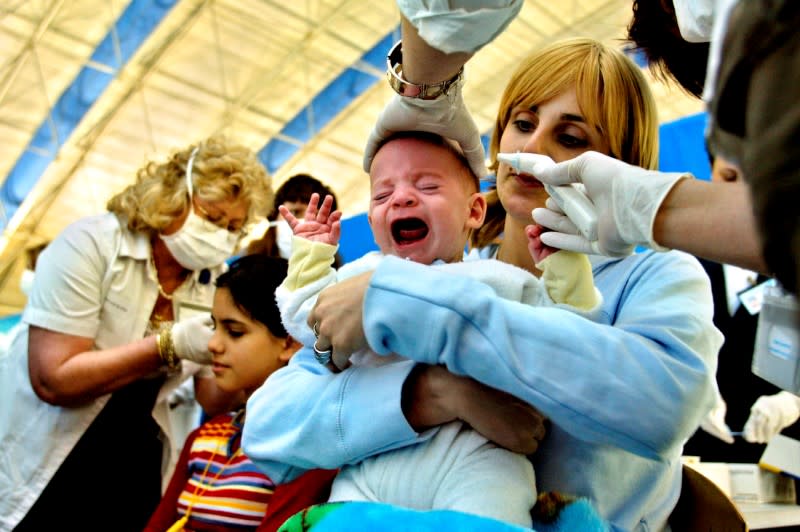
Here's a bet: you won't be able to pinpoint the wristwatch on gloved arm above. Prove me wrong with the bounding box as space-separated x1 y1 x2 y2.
386 40 463 100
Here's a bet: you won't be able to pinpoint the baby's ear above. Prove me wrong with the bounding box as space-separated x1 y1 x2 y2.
280 335 303 363
467 192 488 229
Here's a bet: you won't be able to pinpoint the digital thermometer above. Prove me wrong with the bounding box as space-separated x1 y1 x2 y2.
497 152 598 241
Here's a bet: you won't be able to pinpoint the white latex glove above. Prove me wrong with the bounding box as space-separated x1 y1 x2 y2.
171 314 214 364
530 151 690 256
699 387 735 444
743 391 800 444
398 0 524 54
362 83 488 180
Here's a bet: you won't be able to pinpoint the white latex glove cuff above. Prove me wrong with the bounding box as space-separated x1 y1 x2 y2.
614 171 691 252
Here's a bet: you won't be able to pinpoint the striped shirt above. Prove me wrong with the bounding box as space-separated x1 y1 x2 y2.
177 411 275 530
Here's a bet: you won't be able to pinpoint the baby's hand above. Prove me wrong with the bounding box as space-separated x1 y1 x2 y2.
279 193 342 245
526 224 557 264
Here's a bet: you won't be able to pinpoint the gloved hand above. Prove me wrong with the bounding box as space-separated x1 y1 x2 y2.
171 314 215 364
743 391 800 444
362 83 487 180
699 387 735 444
530 151 690 256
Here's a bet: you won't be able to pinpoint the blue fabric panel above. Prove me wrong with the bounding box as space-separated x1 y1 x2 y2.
259 30 399 174
1 0 177 227
659 111 711 182
0 314 21 334
338 213 377 264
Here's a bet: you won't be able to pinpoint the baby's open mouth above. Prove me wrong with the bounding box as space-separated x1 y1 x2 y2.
391 217 429 245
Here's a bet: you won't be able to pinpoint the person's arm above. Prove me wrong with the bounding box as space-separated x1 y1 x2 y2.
399 15 470 84
397 0 524 56
242 347 545 482
531 150 768 272
242 350 422 483
356 254 719 460
28 327 163 406
24 225 165 405
363 2 526 178
25 219 219 406
654 178 766 272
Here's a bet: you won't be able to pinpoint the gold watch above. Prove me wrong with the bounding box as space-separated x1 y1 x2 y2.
386 40 463 100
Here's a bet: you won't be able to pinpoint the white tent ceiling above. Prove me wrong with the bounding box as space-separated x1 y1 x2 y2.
0 0 703 315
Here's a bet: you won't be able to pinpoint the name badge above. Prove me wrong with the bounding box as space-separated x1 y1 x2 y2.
173 298 212 322
738 279 774 315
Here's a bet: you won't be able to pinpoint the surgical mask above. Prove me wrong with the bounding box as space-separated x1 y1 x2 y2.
161 148 239 271
19 269 34 296
672 0 715 42
270 219 293 259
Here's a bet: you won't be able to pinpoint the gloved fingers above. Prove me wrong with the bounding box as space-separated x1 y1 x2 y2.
363 125 388 172
172 315 215 365
531 207 578 236
544 197 565 215
538 231 596 255
743 411 775 443
530 156 583 187
460 143 489 180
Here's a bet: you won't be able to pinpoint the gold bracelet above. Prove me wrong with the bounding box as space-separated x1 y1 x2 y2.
157 322 180 372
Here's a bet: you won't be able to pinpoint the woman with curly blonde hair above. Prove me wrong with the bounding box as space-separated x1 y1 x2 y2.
2 136 273 531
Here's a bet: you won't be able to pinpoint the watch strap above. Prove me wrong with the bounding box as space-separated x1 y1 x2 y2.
386 40 462 100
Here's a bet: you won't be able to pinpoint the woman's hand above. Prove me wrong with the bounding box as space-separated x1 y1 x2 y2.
308 271 372 364
403 365 546 455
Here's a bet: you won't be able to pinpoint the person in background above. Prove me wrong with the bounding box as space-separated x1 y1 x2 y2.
1 136 273 531
684 157 800 462
246 173 343 268
146 255 336 532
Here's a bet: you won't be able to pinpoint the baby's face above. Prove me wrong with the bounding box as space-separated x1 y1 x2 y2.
368 137 484 264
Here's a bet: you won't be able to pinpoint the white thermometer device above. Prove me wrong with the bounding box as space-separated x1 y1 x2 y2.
497 152 598 241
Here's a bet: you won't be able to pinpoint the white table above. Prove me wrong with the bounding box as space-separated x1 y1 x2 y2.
737 502 800 530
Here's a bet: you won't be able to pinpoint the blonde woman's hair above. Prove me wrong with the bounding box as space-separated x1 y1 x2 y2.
472 38 659 248
107 136 273 235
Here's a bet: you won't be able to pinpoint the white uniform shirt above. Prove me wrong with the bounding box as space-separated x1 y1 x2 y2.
0 212 221 529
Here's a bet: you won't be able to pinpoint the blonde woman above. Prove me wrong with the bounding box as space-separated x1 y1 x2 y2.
2 136 272 531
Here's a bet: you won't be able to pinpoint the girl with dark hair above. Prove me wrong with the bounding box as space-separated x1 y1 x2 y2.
147 255 334 531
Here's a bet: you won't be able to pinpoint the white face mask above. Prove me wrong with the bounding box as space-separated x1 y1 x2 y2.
271 219 293 259
672 0 715 43
19 269 35 296
161 148 239 271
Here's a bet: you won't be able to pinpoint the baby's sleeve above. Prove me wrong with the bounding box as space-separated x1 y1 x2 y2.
276 237 339 346
536 250 602 314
